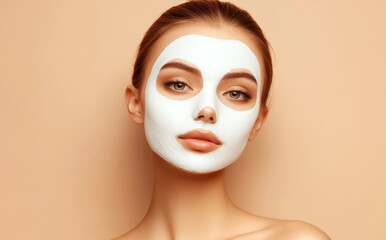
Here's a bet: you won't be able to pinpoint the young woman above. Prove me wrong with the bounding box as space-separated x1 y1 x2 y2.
117 1 331 239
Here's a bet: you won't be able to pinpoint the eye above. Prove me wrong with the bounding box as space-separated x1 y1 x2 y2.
164 80 192 92
223 90 251 101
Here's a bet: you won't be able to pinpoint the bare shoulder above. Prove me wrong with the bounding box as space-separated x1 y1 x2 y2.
230 218 331 240
277 220 331 240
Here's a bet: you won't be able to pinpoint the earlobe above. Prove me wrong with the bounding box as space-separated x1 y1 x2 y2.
125 85 144 124
248 106 268 141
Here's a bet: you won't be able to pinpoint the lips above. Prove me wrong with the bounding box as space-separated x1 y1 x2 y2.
177 129 222 153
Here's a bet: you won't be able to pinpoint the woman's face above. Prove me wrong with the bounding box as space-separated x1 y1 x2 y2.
132 23 266 173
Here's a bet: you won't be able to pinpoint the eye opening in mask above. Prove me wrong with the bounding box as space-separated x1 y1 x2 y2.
156 59 203 100
164 79 193 92
217 69 259 111
223 89 252 101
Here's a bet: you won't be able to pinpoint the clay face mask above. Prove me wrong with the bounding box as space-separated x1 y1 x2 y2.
144 34 261 173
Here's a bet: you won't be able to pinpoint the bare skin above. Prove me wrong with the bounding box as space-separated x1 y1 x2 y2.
115 23 331 240
114 152 330 240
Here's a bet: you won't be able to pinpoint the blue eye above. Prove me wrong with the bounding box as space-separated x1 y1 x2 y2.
164 80 192 91
224 90 251 101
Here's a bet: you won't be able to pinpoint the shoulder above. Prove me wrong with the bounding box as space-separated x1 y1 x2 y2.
278 220 331 240
231 218 331 240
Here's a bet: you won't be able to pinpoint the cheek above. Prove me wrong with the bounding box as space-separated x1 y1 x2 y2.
215 105 259 140
144 89 196 134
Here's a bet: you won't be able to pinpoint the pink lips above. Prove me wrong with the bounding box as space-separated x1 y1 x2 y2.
177 129 222 153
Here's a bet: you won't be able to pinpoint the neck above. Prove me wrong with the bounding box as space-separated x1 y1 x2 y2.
143 152 240 239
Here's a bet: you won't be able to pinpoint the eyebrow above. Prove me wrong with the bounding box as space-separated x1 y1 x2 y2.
222 72 257 83
160 61 201 76
160 61 256 83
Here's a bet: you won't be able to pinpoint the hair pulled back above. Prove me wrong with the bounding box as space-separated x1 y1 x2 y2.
132 0 273 108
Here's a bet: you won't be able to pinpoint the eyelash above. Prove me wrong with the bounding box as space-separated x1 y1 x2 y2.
163 80 251 102
223 90 251 101
164 79 192 91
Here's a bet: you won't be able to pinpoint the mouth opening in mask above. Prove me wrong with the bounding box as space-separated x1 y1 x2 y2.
177 128 222 153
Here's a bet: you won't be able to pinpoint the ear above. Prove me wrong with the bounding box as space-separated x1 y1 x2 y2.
248 106 268 141
124 85 144 124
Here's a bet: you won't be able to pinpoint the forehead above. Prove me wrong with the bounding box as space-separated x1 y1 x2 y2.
153 34 261 81
142 23 264 84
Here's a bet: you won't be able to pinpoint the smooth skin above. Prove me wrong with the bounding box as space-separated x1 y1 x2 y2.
116 22 331 240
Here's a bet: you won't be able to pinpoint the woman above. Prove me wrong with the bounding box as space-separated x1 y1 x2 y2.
116 1 331 239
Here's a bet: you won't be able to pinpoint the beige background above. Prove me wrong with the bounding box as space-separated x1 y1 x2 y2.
1 0 385 239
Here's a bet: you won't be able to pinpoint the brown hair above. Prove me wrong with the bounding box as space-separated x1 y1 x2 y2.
132 0 273 109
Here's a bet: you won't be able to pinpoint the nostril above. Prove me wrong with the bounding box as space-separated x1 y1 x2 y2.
195 107 217 123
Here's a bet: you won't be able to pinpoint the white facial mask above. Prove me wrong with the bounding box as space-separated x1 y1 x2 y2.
144 34 261 173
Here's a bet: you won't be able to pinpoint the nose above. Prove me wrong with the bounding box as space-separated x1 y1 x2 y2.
195 107 217 124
